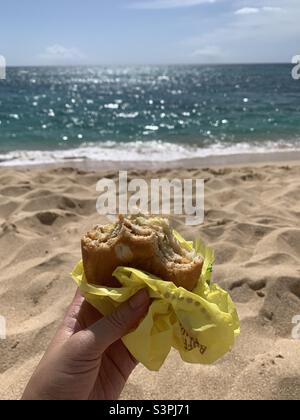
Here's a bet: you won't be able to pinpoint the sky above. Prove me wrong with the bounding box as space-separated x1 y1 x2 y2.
0 0 299 65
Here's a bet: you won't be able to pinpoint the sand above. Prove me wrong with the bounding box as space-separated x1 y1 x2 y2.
0 161 300 400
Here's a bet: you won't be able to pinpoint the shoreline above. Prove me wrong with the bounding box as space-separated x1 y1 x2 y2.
1 150 300 172
0 151 300 172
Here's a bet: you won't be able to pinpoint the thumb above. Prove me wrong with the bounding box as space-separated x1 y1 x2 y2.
83 289 150 353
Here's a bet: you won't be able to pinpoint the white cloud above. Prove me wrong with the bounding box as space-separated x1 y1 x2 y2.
262 6 282 12
235 6 283 15
39 44 85 64
234 7 259 15
192 45 222 60
129 0 217 10
184 0 300 63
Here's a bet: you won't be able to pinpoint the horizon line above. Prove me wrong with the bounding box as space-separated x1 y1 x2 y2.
5 62 294 68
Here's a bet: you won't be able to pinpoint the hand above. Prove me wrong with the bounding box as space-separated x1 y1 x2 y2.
22 288 150 400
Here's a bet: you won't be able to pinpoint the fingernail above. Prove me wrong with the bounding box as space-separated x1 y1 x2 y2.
129 289 149 310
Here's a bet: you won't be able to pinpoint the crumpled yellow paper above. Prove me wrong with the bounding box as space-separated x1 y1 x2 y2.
71 231 240 371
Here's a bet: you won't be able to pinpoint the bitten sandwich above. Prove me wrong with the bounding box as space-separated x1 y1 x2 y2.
81 215 203 291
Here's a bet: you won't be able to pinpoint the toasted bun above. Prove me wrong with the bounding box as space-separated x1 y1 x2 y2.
81 215 203 291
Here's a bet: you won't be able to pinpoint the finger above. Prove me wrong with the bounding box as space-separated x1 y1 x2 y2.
84 289 150 353
50 289 85 348
63 289 84 326
68 289 85 317
106 340 138 380
76 299 104 330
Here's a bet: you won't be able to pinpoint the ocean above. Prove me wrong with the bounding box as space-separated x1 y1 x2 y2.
0 64 299 166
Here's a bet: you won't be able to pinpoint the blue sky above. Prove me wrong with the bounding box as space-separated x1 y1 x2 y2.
0 0 299 65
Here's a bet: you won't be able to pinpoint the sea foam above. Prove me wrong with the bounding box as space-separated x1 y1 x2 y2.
0 139 299 167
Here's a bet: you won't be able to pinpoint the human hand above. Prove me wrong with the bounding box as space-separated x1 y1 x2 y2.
22 288 150 400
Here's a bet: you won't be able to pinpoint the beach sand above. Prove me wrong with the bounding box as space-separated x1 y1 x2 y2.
0 161 300 400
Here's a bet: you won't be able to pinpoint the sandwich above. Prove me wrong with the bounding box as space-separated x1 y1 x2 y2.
81 215 203 291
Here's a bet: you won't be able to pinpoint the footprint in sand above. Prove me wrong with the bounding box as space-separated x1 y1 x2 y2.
36 211 59 226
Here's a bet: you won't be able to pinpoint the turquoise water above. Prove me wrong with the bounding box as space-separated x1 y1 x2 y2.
0 64 299 164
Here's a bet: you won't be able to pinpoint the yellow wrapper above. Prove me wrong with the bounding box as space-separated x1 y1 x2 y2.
71 232 240 371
